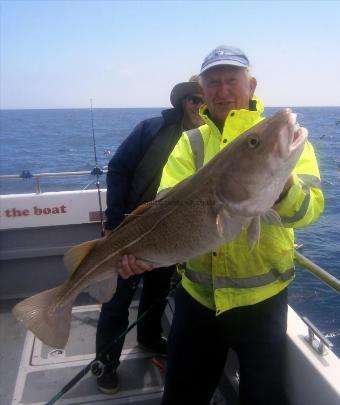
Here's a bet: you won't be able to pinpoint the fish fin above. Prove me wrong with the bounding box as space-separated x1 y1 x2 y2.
64 239 99 274
110 201 155 233
261 209 283 227
12 286 73 348
123 202 154 224
262 209 294 250
216 208 243 241
85 273 118 303
247 216 261 251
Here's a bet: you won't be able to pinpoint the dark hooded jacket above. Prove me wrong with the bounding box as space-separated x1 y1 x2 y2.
105 108 183 230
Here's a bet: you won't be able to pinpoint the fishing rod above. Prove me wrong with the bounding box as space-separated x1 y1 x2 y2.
90 99 106 237
44 277 180 405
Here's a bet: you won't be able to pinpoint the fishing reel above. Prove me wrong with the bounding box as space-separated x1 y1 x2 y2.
90 360 106 378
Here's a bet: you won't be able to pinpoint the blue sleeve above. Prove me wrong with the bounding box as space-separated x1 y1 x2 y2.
105 117 163 229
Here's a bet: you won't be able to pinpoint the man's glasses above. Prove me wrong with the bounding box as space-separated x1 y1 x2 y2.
186 95 204 105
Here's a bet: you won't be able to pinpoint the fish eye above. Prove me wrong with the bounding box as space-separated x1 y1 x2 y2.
247 135 259 148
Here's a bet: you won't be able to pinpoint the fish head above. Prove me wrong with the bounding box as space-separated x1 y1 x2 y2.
218 108 308 216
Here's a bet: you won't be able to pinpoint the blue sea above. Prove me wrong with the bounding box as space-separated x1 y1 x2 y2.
1 107 339 356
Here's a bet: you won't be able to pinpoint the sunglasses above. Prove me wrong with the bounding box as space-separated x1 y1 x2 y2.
186 95 204 105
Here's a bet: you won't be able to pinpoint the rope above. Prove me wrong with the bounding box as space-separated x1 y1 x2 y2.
44 276 181 405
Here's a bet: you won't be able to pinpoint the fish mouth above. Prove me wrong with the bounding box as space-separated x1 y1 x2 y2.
290 125 308 151
277 111 308 158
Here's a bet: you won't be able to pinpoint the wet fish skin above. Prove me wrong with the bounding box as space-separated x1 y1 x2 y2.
12 109 307 348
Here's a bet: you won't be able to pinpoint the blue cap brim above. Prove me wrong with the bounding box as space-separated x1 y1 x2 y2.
200 59 248 75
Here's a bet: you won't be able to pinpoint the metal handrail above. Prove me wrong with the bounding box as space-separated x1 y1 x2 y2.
0 169 109 179
0 169 108 193
294 250 340 293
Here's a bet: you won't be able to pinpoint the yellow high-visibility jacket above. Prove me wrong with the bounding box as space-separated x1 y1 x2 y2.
158 99 324 315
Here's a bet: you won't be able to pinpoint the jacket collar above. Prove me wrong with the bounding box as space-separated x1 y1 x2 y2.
199 97 264 138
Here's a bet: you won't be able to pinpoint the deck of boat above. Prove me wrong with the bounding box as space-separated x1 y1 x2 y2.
0 291 239 405
1 296 165 405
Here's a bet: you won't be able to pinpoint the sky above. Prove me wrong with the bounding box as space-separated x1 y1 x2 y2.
1 0 340 109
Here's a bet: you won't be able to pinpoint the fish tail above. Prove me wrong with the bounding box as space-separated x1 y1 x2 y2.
12 285 73 348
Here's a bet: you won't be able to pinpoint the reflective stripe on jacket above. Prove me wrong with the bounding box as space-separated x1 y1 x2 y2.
158 98 324 315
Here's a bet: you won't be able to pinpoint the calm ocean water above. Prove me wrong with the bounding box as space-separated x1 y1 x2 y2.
1 107 339 355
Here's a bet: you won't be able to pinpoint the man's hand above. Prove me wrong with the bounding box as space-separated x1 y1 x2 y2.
118 254 154 279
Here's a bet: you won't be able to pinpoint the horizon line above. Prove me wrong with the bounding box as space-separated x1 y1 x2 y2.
1 105 339 111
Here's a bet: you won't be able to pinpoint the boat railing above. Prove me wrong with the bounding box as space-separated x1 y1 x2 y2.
294 249 339 355
0 168 108 193
294 250 340 294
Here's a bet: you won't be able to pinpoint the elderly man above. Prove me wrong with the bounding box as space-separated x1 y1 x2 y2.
119 46 324 405
95 76 204 394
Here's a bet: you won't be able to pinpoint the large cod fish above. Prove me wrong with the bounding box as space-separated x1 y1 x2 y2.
13 109 307 348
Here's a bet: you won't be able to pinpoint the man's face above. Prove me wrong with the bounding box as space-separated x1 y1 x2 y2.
200 66 257 129
182 93 205 128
